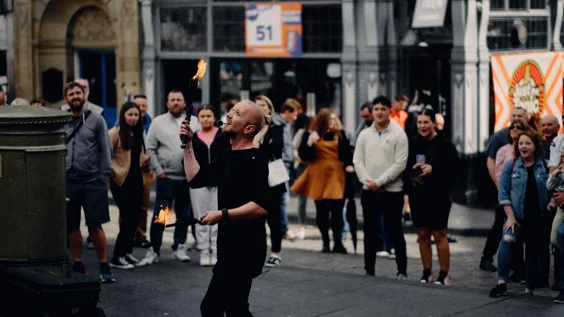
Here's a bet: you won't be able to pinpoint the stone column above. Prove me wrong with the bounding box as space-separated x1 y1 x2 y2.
450 0 479 155
116 0 141 111
478 0 491 152
552 0 564 51
13 0 33 100
357 0 382 105
451 0 481 206
140 0 156 120
341 0 357 132
384 0 397 99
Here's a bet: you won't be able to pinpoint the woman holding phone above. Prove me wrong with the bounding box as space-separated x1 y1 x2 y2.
405 108 460 285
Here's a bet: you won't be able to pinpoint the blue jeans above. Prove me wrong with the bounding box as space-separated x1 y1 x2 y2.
557 223 564 289
497 218 541 289
149 177 192 254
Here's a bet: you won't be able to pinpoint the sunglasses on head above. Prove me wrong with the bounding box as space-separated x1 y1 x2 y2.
510 125 524 130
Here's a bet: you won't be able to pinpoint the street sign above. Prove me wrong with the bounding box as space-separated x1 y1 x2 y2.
412 0 448 28
245 3 302 57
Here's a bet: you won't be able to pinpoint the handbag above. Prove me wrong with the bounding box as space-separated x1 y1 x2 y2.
268 158 290 187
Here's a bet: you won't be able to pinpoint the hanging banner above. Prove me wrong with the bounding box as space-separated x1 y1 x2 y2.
492 52 563 132
245 3 302 57
412 0 448 28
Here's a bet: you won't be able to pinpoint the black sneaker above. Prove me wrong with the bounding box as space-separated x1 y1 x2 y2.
434 270 450 285
125 254 146 267
110 257 135 270
333 244 348 254
552 282 562 291
72 261 86 274
264 256 282 268
99 262 116 283
554 291 564 304
479 258 497 272
489 283 508 297
447 234 458 243
420 269 433 283
321 245 331 253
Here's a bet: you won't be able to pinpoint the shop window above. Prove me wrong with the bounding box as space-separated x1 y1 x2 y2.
302 5 342 53
160 7 207 51
213 7 245 52
487 18 548 51
490 0 547 10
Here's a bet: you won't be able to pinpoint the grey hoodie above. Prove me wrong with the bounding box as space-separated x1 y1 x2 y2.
65 110 112 183
146 112 200 180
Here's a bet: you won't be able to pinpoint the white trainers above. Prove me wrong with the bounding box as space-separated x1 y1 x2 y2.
210 251 218 266
298 227 306 240
172 244 191 262
397 273 407 280
199 249 212 267
138 247 159 266
376 251 390 258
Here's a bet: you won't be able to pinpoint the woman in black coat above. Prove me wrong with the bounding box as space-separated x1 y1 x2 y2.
405 108 460 285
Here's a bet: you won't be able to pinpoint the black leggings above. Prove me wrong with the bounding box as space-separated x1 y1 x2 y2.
266 192 283 253
314 199 345 247
110 173 143 259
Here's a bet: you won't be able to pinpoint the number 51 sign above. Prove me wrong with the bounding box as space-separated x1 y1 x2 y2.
245 3 302 57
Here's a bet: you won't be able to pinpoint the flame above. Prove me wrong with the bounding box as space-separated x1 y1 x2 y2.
154 206 171 226
192 59 207 83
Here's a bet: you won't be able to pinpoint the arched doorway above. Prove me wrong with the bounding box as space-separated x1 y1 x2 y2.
67 6 118 127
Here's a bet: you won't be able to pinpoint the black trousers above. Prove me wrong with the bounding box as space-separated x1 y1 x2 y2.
110 174 143 259
266 191 283 253
482 204 505 262
200 261 254 317
314 199 345 247
361 191 407 275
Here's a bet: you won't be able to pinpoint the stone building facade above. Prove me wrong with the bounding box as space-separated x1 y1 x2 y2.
10 0 141 125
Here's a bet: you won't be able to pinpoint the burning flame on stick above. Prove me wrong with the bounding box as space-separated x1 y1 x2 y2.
192 60 207 84
154 206 171 226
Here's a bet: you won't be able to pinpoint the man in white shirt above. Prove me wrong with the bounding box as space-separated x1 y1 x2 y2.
139 90 200 265
353 95 409 278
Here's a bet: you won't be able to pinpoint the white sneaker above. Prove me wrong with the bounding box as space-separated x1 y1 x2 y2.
138 247 159 266
389 248 396 260
172 244 191 262
376 251 390 258
210 251 218 266
298 227 306 240
199 249 212 267
397 273 407 280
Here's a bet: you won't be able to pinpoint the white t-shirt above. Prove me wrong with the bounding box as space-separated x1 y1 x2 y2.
549 134 564 167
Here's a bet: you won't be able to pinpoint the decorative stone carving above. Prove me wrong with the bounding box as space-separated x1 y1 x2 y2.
68 7 116 44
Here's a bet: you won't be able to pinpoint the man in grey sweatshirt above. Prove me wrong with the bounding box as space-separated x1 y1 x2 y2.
63 82 114 283
140 89 200 265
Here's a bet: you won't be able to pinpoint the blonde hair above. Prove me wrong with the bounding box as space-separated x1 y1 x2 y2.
255 95 274 124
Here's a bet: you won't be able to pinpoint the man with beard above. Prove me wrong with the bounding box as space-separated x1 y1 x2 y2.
63 82 114 282
61 79 104 115
139 90 200 265
181 100 270 317
353 102 373 145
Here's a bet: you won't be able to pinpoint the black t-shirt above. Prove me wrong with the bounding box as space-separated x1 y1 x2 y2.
486 128 509 159
190 147 270 278
524 165 541 222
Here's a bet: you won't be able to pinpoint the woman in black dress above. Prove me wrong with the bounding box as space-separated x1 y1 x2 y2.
405 108 460 285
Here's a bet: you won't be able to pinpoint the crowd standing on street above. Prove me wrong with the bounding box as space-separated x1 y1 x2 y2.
9 78 564 315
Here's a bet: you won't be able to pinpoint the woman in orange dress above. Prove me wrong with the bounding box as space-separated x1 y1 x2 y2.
291 109 354 253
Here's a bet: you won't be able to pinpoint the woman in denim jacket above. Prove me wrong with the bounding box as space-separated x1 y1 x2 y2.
490 129 549 297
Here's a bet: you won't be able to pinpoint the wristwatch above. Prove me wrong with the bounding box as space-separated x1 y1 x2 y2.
221 208 229 223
